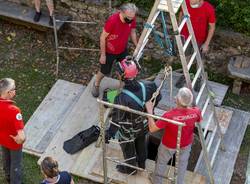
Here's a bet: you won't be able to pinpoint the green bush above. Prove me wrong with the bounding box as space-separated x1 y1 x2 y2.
210 0 250 35
117 0 250 35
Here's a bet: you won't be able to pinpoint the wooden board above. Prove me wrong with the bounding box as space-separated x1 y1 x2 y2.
195 107 250 184
228 56 250 81
38 76 120 180
0 0 69 30
154 71 229 110
90 144 206 184
201 107 233 134
24 80 85 156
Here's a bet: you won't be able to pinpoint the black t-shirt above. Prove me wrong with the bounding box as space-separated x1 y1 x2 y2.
41 171 71 184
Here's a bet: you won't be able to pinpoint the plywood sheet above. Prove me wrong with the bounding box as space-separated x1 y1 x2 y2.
24 80 85 156
154 71 229 110
0 0 68 30
196 107 250 184
201 107 234 134
90 145 206 184
38 76 120 178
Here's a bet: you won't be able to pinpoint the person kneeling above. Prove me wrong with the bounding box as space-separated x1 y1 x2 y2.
146 87 202 184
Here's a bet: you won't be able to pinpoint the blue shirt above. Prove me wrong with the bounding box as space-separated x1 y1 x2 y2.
41 171 71 184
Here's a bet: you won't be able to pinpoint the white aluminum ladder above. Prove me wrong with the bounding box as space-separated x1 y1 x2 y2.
133 1 226 183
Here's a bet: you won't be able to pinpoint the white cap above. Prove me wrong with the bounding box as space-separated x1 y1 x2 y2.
176 87 193 107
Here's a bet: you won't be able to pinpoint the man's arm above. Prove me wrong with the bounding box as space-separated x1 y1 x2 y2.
99 29 109 64
10 130 26 144
145 101 161 133
201 23 215 53
130 29 138 46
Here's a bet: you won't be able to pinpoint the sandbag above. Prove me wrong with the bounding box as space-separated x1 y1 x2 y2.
63 125 100 154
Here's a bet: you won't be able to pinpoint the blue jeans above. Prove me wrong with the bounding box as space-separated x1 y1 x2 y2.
1 146 22 184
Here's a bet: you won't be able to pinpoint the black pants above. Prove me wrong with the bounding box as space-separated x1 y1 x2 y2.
120 135 146 169
100 50 128 75
1 146 22 184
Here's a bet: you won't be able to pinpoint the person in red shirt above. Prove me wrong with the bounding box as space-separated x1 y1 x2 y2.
0 78 26 184
92 3 138 97
146 87 202 184
180 0 216 53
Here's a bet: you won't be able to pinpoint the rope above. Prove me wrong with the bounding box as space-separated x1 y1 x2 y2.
150 65 173 106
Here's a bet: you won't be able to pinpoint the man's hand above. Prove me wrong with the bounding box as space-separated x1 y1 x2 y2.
200 43 209 54
10 135 24 144
10 130 25 144
146 101 154 114
99 54 106 64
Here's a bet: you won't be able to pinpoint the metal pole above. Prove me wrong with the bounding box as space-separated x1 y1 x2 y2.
197 123 215 184
174 125 182 184
52 14 60 78
97 99 185 127
99 103 108 184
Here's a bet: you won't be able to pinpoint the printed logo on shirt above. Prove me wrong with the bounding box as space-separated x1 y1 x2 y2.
16 113 23 121
173 113 197 121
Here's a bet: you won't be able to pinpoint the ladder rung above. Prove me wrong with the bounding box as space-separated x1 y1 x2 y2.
196 82 206 104
178 15 188 32
191 67 202 88
158 0 183 13
207 125 217 152
203 111 214 137
187 51 197 70
202 97 210 116
183 35 192 52
211 139 221 167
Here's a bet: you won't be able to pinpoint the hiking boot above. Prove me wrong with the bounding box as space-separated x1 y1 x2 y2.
116 164 137 175
91 82 100 98
33 11 41 22
49 16 53 26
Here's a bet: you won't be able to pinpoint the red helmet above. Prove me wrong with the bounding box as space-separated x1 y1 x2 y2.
120 57 138 79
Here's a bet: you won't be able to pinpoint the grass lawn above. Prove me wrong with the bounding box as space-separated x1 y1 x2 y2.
0 21 249 183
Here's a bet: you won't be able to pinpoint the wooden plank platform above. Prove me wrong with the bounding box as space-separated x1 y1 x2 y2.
89 144 206 184
195 107 250 184
154 71 229 110
38 76 120 181
23 80 86 156
0 0 68 30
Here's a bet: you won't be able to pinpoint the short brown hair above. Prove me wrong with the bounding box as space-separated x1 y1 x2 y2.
41 157 59 178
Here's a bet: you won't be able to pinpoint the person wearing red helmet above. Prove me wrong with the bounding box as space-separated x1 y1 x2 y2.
105 57 161 175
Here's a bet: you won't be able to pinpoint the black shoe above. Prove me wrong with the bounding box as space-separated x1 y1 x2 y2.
49 16 53 26
194 76 202 92
175 75 185 88
33 11 41 22
116 164 137 175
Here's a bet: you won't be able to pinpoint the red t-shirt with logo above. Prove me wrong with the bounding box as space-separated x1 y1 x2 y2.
181 0 216 45
155 107 202 149
0 98 24 150
104 12 136 54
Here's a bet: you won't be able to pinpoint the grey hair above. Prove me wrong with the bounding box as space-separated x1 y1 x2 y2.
176 87 193 107
0 78 15 95
120 3 138 13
